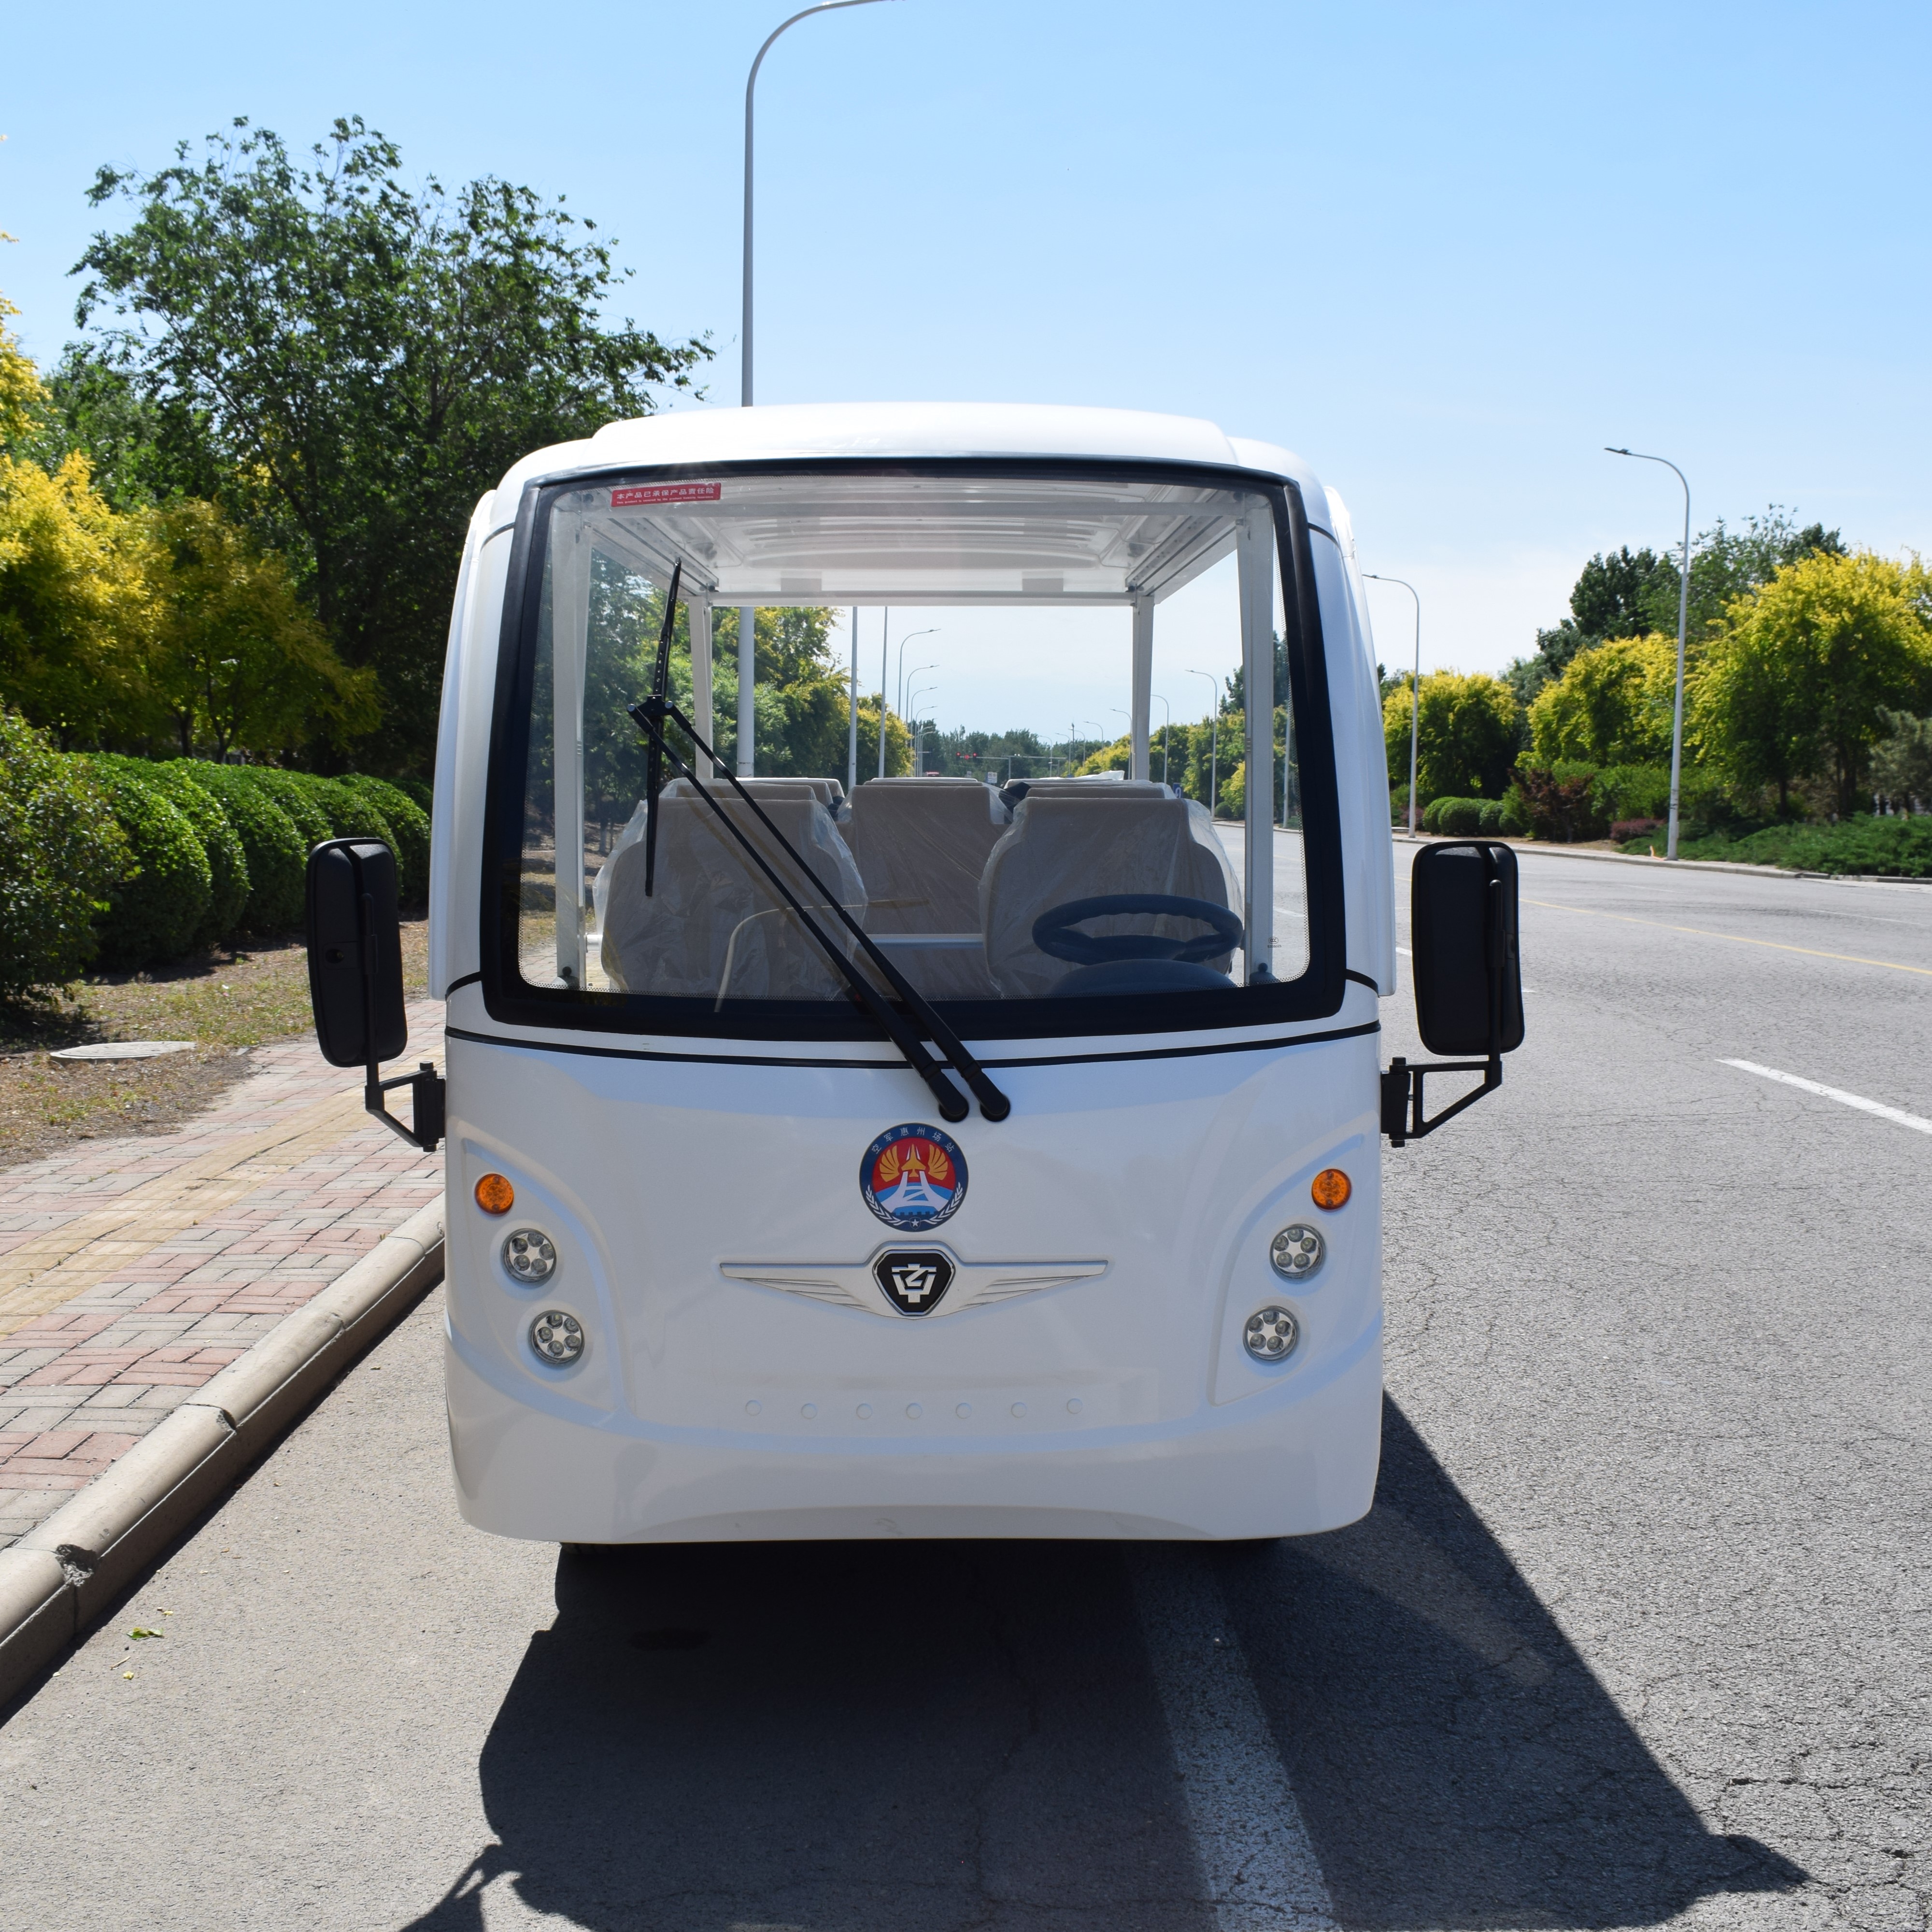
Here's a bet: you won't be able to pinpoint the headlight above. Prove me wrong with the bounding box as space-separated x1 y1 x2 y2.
1242 1306 1299 1362
501 1228 557 1284
1269 1223 1324 1281
530 1310 584 1364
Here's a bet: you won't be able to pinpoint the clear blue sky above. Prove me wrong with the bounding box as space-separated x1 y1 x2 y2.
4 0 1926 715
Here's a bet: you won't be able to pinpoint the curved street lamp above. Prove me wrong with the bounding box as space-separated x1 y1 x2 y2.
740 0 895 775
1364 573 1421 835
1607 447 1692 859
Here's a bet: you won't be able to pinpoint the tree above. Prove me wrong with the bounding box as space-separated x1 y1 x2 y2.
1527 635 1676 767
71 118 710 768
133 497 377 758
1382 671 1519 801
0 448 151 746
1694 552 1932 816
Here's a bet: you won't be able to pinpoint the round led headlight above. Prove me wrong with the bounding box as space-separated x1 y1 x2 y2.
1269 1223 1324 1281
530 1310 584 1364
1243 1306 1299 1362
501 1228 557 1285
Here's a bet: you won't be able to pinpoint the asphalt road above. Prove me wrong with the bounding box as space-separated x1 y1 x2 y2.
1 845 1927 1932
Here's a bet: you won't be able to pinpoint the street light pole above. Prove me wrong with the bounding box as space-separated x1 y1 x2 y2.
1607 447 1692 860
1364 574 1421 835
895 629 938 719
1186 669 1219 816
1154 693 1171 785
741 0 891 777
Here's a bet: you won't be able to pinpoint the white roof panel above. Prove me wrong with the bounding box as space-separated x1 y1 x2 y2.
493 402 1332 534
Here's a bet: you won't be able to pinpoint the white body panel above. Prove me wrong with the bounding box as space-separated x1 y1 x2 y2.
433 402 1394 1543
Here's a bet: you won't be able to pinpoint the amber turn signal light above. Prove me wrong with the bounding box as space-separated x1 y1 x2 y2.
1310 1168 1352 1211
474 1173 515 1215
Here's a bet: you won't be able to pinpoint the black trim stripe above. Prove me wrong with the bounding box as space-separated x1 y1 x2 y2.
444 971 483 995
444 1018 1379 1073
1344 968 1381 991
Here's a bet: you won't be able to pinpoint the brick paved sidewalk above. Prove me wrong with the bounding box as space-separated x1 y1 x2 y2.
0 1000 443 1549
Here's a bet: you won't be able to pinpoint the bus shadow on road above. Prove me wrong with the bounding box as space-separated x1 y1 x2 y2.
404 1396 1804 1932
1220 1395 1808 1928
405 1533 1217 1932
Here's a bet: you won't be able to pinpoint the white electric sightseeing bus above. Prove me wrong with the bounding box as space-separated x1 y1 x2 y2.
305 401 1522 1544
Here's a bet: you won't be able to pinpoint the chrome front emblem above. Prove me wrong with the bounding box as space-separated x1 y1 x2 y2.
872 1250 956 1316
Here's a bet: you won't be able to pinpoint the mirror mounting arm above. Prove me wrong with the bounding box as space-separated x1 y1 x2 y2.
354 888 444 1153
1381 1053 1502 1149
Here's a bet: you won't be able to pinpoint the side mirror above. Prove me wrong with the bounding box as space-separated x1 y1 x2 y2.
1383 840 1523 1147
306 838 408 1067
1410 840 1524 1056
305 838 443 1151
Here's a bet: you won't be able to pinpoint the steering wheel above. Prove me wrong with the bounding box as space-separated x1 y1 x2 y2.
1032 894 1243 965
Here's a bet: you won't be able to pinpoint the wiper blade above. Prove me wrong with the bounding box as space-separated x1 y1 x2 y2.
624 688 1012 1125
639 559 683 898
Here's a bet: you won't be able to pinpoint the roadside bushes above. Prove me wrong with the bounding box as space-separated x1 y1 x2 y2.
0 725 435 992
183 762 307 932
1419 796 1520 836
0 711 126 996
83 756 215 967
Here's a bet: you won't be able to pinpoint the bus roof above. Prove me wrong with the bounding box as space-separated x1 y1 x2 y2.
492 402 1333 535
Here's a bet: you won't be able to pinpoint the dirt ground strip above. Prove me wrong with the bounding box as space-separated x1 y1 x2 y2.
0 920 430 1170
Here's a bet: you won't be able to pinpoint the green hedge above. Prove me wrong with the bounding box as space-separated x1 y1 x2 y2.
83 756 213 968
139 762 250 946
234 767 334 851
1630 814 1932 877
183 762 307 932
341 775 430 903
391 776 433 815
0 713 127 996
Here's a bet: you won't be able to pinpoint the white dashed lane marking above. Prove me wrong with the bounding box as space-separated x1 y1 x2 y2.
1130 1549 1335 1930
1721 1059 1932 1136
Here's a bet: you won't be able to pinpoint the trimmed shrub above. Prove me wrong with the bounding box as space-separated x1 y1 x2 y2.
392 776 433 815
1477 799 1506 834
341 774 430 902
0 712 127 995
81 757 213 967
235 768 333 851
139 762 250 946
292 774 397 850
1436 797 1487 836
185 763 307 932
1499 790 1530 836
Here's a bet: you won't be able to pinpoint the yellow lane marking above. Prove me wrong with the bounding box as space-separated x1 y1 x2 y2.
0 1047 444 1339
1521 899 1932 979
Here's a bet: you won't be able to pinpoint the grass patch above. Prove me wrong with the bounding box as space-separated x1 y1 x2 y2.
0 920 429 1168
1620 817 1932 877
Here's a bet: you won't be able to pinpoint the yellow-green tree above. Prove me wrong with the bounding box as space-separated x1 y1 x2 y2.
132 497 377 759
1693 551 1932 815
1383 671 1519 800
1527 635 1677 767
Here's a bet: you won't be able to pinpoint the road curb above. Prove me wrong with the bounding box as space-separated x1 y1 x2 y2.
1392 832 1932 886
0 1200 444 1713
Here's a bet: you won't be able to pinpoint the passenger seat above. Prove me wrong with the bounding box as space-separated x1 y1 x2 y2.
600 796 867 1000
847 778 1009 999
980 796 1240 998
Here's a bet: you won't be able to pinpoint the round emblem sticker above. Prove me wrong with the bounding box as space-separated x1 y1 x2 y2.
861 1124 967 1231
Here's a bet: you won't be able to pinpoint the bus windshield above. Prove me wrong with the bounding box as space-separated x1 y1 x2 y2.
497 464 1328 1039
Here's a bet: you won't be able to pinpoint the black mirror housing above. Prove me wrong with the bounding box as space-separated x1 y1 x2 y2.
306 838 408 1069
1411 841 1524 1056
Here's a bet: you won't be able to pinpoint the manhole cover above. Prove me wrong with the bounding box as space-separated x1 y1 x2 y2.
49 1042 197 1063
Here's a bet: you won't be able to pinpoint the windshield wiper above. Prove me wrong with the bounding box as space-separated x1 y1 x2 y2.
639 559 683 899
626 593 1010 1125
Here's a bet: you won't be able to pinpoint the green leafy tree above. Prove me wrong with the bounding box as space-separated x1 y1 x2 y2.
1383 671 1519 801
1527 635 1676 767
1694 552 1932 816
134 497 377 759
71 118 710 768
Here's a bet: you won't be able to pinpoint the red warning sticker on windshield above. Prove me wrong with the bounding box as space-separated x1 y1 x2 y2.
610 482 722 507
